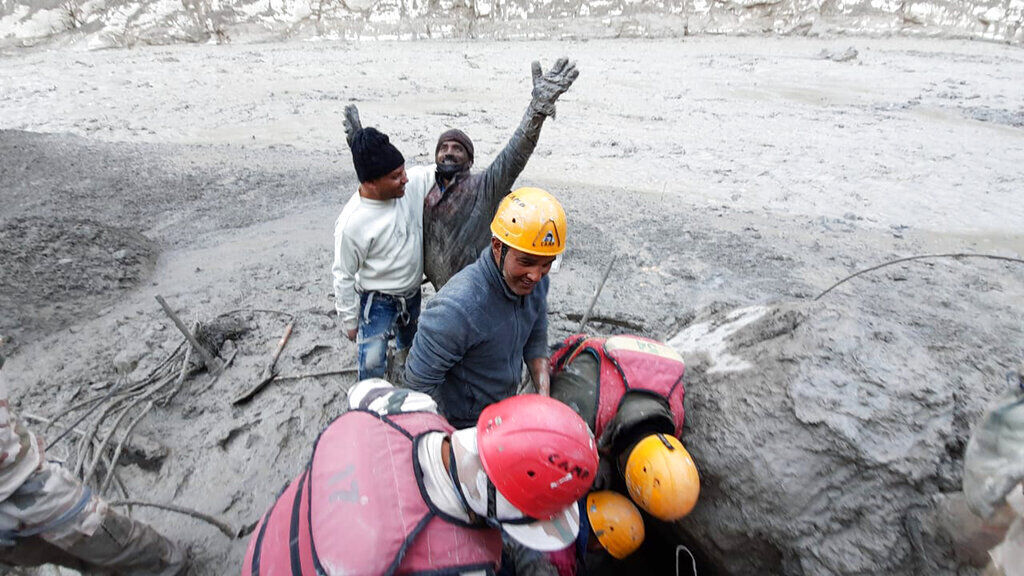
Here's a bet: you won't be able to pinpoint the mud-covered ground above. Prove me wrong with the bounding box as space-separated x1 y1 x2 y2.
0 37 1022 574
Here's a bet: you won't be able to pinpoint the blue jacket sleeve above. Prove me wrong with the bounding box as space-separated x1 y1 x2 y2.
403 296 475 399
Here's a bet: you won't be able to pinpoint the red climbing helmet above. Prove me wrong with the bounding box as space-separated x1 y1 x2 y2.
477 394 598 520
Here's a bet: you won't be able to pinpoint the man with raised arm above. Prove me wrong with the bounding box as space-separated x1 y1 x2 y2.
343 57 579 290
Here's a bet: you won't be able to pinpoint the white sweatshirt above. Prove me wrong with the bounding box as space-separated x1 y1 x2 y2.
332 165 433 331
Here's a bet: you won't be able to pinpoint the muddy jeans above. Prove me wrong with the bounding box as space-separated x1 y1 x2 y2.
357 290 421 380
0 462 187 575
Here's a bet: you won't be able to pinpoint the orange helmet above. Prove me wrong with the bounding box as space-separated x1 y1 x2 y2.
624 433 700 521
586 491 645 559
490 187 567 257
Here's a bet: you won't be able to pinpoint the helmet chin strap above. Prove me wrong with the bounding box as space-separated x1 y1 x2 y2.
657 432 676 451
446 438 490 527
498 243 509 272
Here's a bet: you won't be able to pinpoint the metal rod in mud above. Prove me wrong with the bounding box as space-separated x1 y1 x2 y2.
578 255 617 333
232 321 294 405
155 295 222 374
813 253 1024 302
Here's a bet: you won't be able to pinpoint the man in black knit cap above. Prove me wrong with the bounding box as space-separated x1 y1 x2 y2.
343 57 580 290
331 127 433 380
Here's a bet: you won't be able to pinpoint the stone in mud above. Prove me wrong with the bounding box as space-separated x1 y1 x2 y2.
667 300 1013 575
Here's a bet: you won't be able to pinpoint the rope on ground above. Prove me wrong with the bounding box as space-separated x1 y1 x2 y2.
109 500 235 538
814 253 1024 302
676 544 698 576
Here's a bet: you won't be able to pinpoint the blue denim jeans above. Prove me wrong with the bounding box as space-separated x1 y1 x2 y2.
356 290 421 381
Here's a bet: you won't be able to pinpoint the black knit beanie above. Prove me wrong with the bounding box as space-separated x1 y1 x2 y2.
351 127 405 183
435 129 474 162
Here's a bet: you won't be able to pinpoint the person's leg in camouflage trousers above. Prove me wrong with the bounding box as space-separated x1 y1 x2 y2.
0 461 187 575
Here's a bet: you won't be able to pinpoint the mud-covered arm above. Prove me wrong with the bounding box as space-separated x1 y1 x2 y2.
403 298 475 400
343 104 362 149
527 357 551 397
480 58 579 206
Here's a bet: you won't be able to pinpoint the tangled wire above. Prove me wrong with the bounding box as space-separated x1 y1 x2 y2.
38 331 202 497
29 312 251 498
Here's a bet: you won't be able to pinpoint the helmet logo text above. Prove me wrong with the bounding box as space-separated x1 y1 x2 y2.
532 220 562 249
547 453 591 481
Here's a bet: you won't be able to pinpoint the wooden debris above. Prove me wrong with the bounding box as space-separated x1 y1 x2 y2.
155 295 222 374
232 320 294 405
206 348 238 391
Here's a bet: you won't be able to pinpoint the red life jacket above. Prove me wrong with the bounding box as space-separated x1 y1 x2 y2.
241 410 503 576
546 545 578 576
551 334 686 440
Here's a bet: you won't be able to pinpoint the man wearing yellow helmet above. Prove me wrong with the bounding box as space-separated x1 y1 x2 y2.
507 491 647 576
585 491 646 561
404 187 566 428
549 334 701 523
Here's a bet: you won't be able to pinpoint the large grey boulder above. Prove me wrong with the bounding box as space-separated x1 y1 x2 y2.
667 298 1018 574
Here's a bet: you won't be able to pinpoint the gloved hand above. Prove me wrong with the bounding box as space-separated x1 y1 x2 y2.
343 104 363 149
529 57 579 118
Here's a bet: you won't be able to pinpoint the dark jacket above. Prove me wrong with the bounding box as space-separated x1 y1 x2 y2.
404 248 549 427
423 110 550 290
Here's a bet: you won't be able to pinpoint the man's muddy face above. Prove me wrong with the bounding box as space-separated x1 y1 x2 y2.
492 239 555 296
436 140 470 168
365 165 409 200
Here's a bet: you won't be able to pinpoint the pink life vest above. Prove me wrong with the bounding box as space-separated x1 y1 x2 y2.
241 410 502 576
550 334 686 440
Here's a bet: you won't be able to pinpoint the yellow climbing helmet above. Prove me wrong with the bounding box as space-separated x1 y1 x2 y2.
586 491 645 559
624 433 700 521
490 187 567 257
